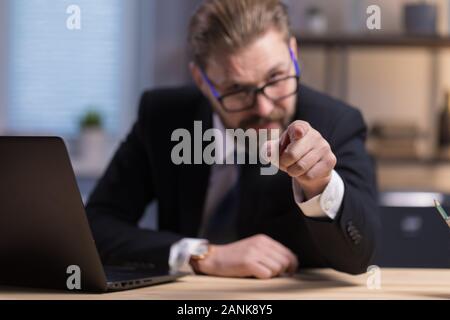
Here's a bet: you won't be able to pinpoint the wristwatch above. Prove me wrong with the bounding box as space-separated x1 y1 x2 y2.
189 241 211 274
190 241 211 260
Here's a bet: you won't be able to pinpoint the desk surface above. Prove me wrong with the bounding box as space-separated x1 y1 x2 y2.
0 269 449 300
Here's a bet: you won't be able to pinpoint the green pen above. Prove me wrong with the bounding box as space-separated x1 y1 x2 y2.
434 200 450 228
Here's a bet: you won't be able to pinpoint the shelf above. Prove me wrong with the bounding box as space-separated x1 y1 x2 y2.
296 33 450 48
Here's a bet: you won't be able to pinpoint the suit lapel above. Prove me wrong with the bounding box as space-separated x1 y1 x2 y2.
178 99 212 237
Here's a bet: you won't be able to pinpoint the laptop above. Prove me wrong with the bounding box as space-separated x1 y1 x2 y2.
0 137 186 292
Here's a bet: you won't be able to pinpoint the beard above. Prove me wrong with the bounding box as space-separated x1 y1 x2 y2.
239 105 292 133
235 104 295 155
214 96 296 143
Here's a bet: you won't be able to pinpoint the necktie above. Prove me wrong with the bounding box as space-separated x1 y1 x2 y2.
202 165 241 244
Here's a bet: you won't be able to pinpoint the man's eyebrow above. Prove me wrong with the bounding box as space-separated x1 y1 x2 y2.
217 61 290 91
219 79 252 91
266 62 289 76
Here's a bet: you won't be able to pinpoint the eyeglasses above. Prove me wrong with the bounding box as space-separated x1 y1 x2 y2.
201 47 301 113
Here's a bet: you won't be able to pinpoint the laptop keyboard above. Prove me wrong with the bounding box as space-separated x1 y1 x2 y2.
104 265 169 282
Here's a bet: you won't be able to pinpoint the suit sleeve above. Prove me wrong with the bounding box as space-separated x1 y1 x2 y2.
302 108 381 275
85 94 184 268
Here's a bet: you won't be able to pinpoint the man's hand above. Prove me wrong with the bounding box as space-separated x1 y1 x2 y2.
192 234 298 279
268 121 337 200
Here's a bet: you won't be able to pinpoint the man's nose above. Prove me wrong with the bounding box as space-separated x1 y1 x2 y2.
254 93 274 117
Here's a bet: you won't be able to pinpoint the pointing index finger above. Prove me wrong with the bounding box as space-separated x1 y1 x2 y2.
279 122 310 155
288 121 309 142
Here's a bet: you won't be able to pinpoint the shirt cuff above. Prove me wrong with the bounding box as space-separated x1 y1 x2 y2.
292 170 345 220
169 238 208 273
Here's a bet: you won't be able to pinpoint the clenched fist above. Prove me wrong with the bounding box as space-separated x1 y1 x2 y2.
265 120 337 200
191 234 298 279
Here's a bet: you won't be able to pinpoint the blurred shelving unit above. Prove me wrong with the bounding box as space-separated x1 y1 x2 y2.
296 33 450 192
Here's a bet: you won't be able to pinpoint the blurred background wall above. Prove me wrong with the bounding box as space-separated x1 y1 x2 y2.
0 0 8 135
3 0 450 191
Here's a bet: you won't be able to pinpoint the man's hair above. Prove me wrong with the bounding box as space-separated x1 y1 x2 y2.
188 0 291 69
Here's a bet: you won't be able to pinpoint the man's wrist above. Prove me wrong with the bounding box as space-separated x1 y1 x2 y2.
293 170 345 220
189 244 216 275
169 238 210 273
295 175 332 200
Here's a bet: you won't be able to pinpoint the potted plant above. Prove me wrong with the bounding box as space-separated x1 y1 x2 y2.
80 110 103 131
79 108 107 166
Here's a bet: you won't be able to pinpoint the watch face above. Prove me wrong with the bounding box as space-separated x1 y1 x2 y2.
193 243 209 256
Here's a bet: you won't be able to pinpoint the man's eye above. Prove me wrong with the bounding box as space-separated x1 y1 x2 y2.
226 84 243 92
270 72 284 80
227 84 252 95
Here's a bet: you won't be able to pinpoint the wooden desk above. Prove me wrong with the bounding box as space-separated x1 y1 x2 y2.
0 269 449 300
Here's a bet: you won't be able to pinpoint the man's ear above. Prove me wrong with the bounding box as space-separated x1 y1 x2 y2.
289 36 298 57
189 62 207 95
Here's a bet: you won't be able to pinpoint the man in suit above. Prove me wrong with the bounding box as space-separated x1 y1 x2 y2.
86 0 380 279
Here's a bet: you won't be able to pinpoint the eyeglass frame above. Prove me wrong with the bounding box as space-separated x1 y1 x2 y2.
201 47 301 113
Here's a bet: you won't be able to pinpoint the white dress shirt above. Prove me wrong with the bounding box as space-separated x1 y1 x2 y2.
169 114 345 272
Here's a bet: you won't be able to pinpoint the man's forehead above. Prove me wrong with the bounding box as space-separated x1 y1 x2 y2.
205 30 291 86
207 50 289 86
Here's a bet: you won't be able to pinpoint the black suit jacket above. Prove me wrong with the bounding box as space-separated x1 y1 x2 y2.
86 85 380 275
